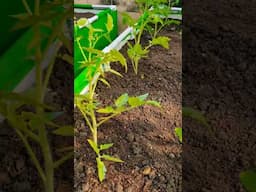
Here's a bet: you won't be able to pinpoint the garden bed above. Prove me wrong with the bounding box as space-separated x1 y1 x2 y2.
74 25 182 192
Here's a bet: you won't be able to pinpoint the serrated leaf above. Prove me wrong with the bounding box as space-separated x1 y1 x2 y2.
53 126 74 136
106 14 113 32
115 93 129 107
152 36 170 49
138 93 149 101
88 139 99 154
127 43 149 63
101 154 124 163
100 143 114 151
77 18 88 27
96 157 106 182
97 106 114 114
146 100 161 108
175 127 182 142
240 170 256 192
109 50 127 72
128 97 144 107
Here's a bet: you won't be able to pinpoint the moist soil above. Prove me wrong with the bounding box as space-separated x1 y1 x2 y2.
183 0 256 191
0 47 73 192
74 26 182 192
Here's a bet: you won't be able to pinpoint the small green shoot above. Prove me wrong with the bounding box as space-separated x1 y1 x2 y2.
175 127 182 142
122 0 180 74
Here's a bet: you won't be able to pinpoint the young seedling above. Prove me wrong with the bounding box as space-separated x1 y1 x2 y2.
75 13 114 71
74 14 161 181
122 0 180 74
0 1 73 192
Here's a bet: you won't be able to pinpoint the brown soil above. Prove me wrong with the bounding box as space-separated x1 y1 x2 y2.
74 26 182 192
183 0 256 191
75 12 96 20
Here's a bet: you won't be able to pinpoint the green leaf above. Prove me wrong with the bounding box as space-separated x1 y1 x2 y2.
138 93 149 101
96 157 106 182
240 170 256 192
101 154 124 163
121 12 136 26
97 106 114 114
88 139 99 154
182 107 210 128
77 18 88 27
109 69 123 77
152 36 170 49
127 43 149 60
100 143 114 151
146 100 161 108
175 127 182 142
53 126 74 136
99 78 111 88
108 50 127 72
106 14 113 32
128 97 144 107
115 93 129 107
85 47 104 56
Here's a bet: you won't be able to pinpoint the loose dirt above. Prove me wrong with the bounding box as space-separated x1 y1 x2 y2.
75 26 182 192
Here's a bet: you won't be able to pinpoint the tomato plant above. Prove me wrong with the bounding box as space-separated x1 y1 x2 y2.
74 14 161 182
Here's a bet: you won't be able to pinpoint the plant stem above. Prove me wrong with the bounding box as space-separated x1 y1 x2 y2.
34 25 54 192
34 0 40 16
77 38 88 62
22 0 33 15
14 127 46 182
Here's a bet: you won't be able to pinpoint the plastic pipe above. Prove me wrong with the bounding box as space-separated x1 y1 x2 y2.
92 5 116 11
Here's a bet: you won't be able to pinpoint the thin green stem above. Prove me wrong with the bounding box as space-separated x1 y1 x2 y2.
14 127 46 182
34 0 40 15
21 126 40 142
34 24 54 192
77 38 88 62
22 0 33 15
80 109 93 132
53 151 73 169
41 41 60 99
97 106 135 127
